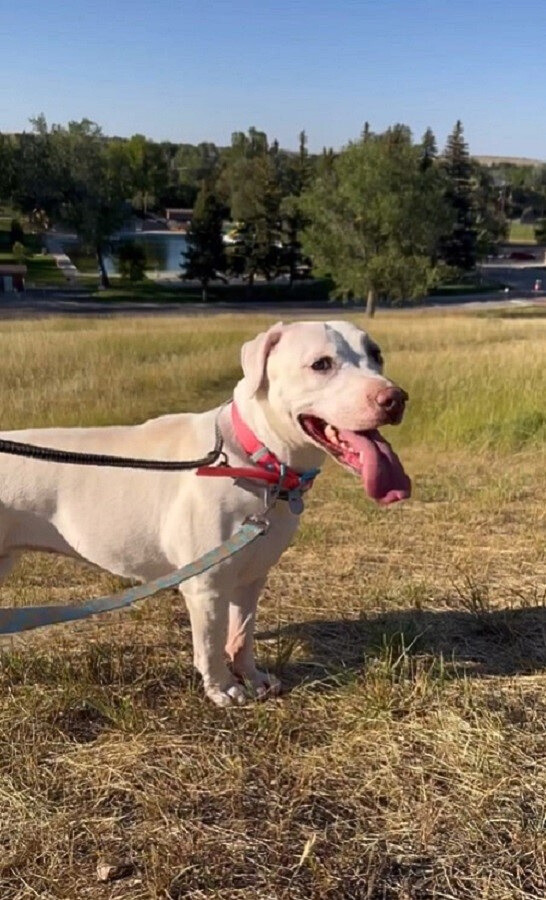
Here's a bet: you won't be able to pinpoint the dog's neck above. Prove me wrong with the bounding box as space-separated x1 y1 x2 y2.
230 384 325 473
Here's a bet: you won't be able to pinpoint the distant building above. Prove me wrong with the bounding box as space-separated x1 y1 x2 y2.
0 264 26 293
165 208 193 231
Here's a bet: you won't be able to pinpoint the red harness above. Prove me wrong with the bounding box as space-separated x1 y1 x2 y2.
196 402 320 498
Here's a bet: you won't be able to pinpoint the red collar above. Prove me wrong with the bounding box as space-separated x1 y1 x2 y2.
196 402 320 494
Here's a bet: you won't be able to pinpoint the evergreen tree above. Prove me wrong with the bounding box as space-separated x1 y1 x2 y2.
279 130 313 285
221 129 281 289
182 180 226 302
420 127 438 171
440 120 477 270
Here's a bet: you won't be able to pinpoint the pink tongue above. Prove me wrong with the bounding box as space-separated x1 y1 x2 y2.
338 429 411 505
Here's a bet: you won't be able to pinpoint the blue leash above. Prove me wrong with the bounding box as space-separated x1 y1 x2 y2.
0 517 267 636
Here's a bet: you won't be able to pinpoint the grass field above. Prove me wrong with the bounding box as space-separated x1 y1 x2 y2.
0 311 545 899
509 221 537 244
0 252 67 287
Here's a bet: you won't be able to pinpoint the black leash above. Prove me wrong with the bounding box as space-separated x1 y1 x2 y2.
0 420 226 471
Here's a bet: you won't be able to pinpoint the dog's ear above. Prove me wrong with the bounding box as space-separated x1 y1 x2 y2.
240 322 284 396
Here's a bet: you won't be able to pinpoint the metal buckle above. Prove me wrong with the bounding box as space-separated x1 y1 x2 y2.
243 514 270 534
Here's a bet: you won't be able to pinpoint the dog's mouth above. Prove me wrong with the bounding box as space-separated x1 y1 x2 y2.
298 415 411 506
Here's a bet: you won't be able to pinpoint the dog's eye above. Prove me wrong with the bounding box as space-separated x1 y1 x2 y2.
311 356 334 372
368 345 383 367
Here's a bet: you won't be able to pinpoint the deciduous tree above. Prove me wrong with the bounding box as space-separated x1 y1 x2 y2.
299 125 451 316
55 119 128 288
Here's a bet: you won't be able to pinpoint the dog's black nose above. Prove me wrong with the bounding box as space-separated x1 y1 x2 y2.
375 387 408 422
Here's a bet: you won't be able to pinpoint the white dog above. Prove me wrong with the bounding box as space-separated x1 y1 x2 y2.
0 320 410 705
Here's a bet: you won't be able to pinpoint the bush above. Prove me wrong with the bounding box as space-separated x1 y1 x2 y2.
534 219 546 244
10 219 25 247
11 241 26 263
117 242 147 282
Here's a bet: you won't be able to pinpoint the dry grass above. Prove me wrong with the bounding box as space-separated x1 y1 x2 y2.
0 311 545 899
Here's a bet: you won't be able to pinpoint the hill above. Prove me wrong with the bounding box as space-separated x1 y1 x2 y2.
474 155 544 167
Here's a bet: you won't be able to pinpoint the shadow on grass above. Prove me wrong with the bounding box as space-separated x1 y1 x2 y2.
257 603 546 689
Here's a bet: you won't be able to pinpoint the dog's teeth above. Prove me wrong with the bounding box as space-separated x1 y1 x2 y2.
324 425 340 445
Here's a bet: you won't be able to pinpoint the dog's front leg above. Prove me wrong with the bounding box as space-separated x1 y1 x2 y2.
183 585 249 707
226 578 281 699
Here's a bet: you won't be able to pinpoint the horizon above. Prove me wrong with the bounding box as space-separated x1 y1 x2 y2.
2 0 545 159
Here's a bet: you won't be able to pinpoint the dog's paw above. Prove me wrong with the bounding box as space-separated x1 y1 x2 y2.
205 681 249 707
239 669 282 700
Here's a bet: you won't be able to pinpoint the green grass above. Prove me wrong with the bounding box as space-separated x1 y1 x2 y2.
0 251 66 286
95 277 335 304
0 216 65 286
96 276 509 305
477 304 546 319
432 278 506 296
65 247 98 272
508 220 537 243
0 312 545 898
97 280 201 301
25 255 67 286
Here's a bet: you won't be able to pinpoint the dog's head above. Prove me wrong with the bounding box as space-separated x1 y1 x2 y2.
239 320 411 505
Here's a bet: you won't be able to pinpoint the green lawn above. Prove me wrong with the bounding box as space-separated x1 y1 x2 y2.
96 276 508 306
0 251 66 287
508 220 537 243
95 277 335 304
432 278 506 297
25 255 67 286
0 216 64 285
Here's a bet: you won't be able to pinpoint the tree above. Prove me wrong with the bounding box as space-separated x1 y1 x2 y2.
471 162 508 256
12 118 64 222
0 134 17 208
126 134 168 215
117 242 147 281
440 121 477 270
10 219 25 247
54 119 128 288
534 219 546 244
221 129 282 288
279 130 314 285
182 180 226 302
170 141 221 209
299 126 451 316
11 241 26 263
420 127 438 171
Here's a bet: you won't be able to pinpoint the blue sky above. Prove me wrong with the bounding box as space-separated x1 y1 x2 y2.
2 0 545 158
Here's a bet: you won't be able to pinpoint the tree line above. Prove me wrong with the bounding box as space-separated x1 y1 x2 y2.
0 116 522 311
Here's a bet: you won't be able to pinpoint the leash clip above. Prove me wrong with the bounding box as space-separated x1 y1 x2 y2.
243 514 270 535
